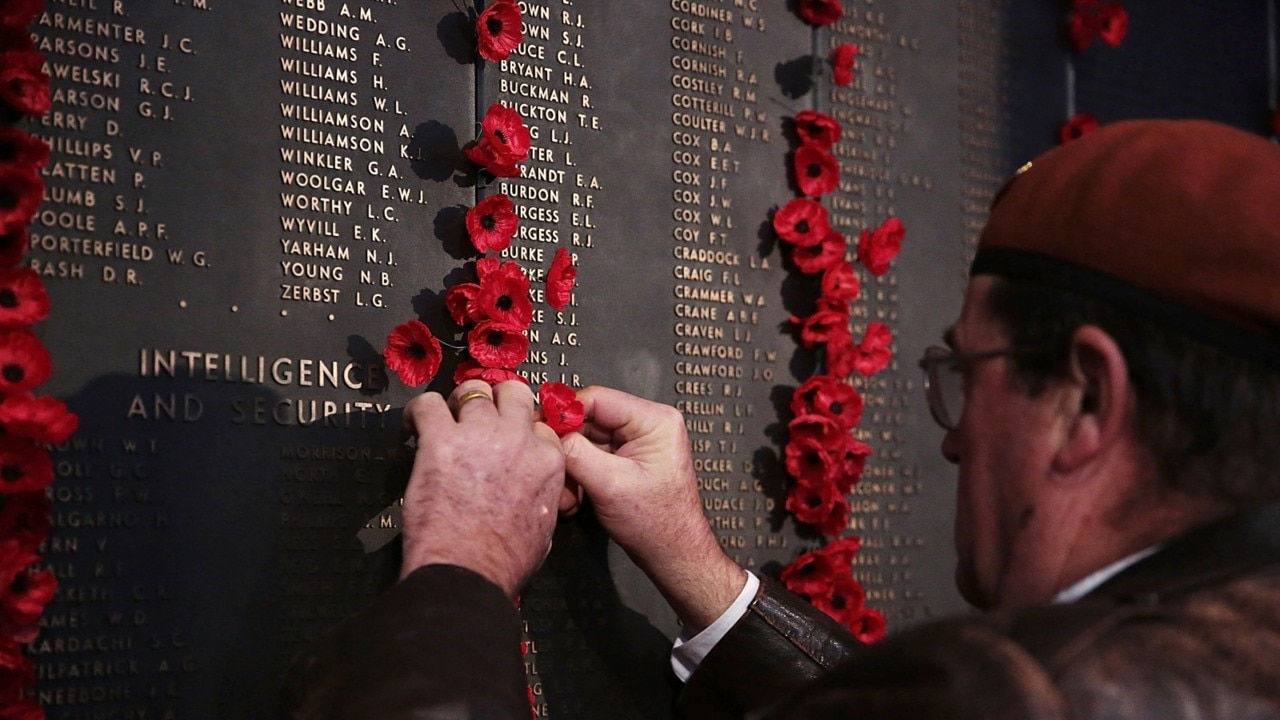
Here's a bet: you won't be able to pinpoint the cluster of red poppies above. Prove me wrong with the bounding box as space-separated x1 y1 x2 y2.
772 111 904 540
1060 1 1128 144
780 538 886 644
382 13 582 441
2 4 78 716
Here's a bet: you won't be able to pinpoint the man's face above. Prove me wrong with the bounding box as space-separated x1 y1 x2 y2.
941 277 1065 609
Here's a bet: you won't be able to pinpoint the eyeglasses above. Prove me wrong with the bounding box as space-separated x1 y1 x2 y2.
917 345 1042 430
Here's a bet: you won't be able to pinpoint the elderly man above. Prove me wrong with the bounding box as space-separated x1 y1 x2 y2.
283 120 1280 719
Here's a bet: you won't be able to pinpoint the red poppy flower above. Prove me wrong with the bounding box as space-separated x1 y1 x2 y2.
475 255 501 281
1068 9 1097 51
830 43 859 87
0 49 50 117
0 0 40 28
1096 3 1128 47
785 435 834 487
477 261 533 328
0 228 25 268
539 381 583 436
813 572 866 622
466 193 519 253
821 262 860 303
778 538 849 594
445 282 482 326
856 216 905 276
0 166 41 236
0 128 47 171
468 320 529 369
794 110 842 150
0 636 36 707
796 0 843 26
1059 112 1099 144
825 334 858 378
792 375 863 430
788 414 843 450
0 268 48 328
546 247 576 312
791 229 846 275
0 394 77 446
0 491 50 549
465 104 532 178
476 0 523 62
794 145 840 198
773 198 830 247
831 435 873 493
791 299 849 348
2 555 55 643
0 329 50 395
853 322 892 376
848 606 886 644
799 486 850 538
383 320 443 388
453 360 529 386
0 438 51 495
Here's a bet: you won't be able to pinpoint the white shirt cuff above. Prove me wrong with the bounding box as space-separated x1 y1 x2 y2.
670 570 759 682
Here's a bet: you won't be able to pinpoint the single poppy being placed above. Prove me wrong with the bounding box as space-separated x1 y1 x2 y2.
476 0 523 62
465 103 532 178
816 573 867 623
0 329 50 395
546 247 576 312
852 322 892 376
0 48 50 117
791 374 864 430
794 110 842 150
821 261 861 304
539 381 584 436
791 229 846 275
0 437 52 494
0 268 48 327
796 0 843 26
794 144 840 198
780 537 862 597
773 197 831 247
468 320 529 369
830 43 859 87
0 127 47 170
1059 112 1100 144
453 360 528 386
0 393 77 446
476 261 533 328
856 216 905 276
465 193 519 253
383 320 443 387
0 166 41 235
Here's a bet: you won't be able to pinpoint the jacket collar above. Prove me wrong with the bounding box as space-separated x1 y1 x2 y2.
1088 502 1280 603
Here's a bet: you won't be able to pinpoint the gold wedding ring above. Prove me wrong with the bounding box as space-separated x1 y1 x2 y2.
455 389 493 411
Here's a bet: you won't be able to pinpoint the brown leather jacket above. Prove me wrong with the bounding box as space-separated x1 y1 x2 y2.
282 505 1280 719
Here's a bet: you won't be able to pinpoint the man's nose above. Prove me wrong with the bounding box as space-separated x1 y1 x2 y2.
940 426 961 465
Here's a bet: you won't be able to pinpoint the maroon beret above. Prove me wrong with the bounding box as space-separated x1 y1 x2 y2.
973 119 1280 365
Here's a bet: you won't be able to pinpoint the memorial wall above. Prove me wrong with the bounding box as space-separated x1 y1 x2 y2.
11 0 1272 717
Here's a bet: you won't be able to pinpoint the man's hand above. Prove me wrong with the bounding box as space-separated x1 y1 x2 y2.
561 386 745 634
400 380 566 599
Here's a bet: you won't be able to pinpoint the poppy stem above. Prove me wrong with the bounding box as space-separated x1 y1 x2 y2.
439 339 468 352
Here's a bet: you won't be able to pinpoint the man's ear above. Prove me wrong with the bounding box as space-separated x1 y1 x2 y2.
1051 325 1132 475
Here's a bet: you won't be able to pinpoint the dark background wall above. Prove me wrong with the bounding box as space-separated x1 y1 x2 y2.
20 1 1277 717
